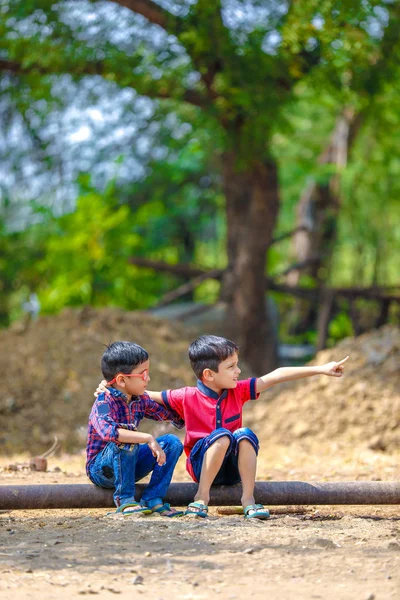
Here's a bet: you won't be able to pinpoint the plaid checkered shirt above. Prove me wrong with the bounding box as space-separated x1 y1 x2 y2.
86 387 184 474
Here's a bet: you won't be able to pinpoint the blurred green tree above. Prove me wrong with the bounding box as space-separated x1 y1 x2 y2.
1 0 399 370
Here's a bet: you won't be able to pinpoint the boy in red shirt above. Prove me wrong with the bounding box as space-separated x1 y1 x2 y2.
149 335 348 519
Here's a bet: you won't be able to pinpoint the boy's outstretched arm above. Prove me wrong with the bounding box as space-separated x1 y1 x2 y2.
256 356 349 393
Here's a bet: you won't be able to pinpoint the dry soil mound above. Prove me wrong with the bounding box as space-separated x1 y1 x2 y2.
1 307 195 454
248 325 399 453
1 309 398 456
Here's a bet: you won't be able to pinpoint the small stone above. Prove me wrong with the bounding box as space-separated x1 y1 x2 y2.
132 575 144 585
145 551 152 557
30 457 47 472
388 541 400 550
368 435 386 451
243 548 255 554
366 595 375 600
313 537 340 549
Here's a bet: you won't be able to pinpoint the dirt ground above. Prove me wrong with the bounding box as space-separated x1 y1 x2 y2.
1 447 399 600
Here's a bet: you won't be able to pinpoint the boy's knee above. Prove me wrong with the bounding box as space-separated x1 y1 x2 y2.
210 430 233 449
234 428 259 452
115 442 138 456
234 427 258 441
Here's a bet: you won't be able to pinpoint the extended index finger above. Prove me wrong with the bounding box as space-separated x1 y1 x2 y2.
337 356 349 366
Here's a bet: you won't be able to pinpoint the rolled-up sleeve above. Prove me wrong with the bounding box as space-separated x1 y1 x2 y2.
238 378 260 404
143 396 185 430
90 398 136 442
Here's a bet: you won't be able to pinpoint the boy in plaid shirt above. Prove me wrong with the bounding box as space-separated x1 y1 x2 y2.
87 341 184 516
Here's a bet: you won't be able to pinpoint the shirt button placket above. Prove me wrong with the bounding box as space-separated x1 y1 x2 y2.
216 396 223 429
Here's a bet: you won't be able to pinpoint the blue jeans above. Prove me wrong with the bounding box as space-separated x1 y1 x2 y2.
189 427 259 485
88 433 183 508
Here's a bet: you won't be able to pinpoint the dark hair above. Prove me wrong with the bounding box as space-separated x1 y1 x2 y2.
188 335 238 379
101 341 149 382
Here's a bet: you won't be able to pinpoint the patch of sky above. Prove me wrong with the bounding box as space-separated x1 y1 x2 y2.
171 122 193 141
0 76 159 219
262 30 282 55
361 5 389 38
69 125 91 143
6 11 53 39
331 39 343 51
0 2 203 220
58 0 170 55
151 146 169 161
0 0 9 14
186 70 201 87
222 0 289 32
311 15 325 30
152 0 196 17
305 37 318 52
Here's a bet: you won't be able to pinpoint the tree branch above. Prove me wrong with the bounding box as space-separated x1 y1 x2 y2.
273 258 320 278
107 1 223 104
129 257 400 302
129 257 220 279
269 225 311 246
107 0 179 32
0 59 207 109
154 269 222 308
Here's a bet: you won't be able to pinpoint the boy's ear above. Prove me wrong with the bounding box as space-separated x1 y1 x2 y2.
115 374 126 387
202 368 214 382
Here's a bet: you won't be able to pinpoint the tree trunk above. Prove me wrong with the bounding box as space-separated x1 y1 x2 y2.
286 108 360 337
220 151 279 373
288 108 357 289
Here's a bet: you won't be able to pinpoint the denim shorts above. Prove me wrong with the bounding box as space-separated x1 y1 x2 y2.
188 427 259 485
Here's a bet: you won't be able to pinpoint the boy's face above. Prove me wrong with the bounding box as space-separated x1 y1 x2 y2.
205 352 241 390
115 360 150 397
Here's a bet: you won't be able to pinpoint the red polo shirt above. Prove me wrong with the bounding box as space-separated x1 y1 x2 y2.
161 377 259 461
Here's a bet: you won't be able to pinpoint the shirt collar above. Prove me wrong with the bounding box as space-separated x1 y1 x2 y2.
105 387 141 403
196 379 228 401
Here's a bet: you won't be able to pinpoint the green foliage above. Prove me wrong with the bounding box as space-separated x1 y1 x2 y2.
122 134 225 266
1 156 225 322
328 311 354 346
34 179 181 312
0 210 49 326
1 0 399 343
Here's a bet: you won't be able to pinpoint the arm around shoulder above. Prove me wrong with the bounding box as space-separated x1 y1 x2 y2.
146 390 163 404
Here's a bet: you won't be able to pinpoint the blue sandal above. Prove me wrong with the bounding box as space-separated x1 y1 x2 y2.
107 502 152 517
243 504 270 520
185 501 209 518
151 503 184 518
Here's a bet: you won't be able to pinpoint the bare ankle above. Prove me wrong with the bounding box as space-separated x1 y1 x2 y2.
194 492 209 505
241 496 255 508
